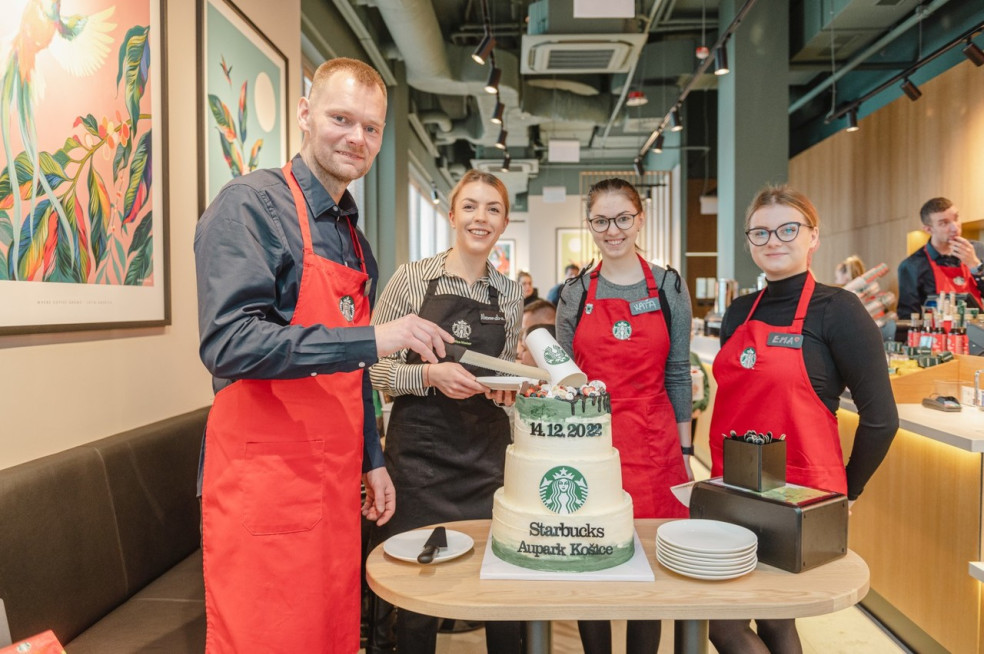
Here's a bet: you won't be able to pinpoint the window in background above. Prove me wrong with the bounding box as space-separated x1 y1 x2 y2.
409 176 448 260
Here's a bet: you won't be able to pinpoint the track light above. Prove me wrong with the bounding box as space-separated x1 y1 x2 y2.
484 67 501 94
495 128 507 149
713 46 729 76
846 108 860 133
471 32 496 66
500 154 511 172
900 78 922 101
652 133 664 154
963 40 984 67
633 157 645 178
490 100 505 125
670 107 683 132
430 183 440 205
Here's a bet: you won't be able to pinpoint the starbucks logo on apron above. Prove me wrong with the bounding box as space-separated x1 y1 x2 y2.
339 295 355 322
612 320 632 340
452 319 472 340
955 276 966 286
543 344 570 365
539 466 588 514
740 347 757 369
585 303 593 314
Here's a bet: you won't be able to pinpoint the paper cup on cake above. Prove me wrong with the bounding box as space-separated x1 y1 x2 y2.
525 327 588 388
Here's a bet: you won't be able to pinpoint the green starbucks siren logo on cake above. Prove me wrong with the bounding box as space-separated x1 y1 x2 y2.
539 466 588 514
542 345 570 365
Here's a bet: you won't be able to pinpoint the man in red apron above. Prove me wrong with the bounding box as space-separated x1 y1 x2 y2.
195 59 451 654
897 197 984 319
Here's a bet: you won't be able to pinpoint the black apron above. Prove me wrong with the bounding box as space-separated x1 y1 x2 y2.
376 277 511 539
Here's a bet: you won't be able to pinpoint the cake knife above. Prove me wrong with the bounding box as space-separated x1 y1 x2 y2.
417 526 448 564
444 343 550 381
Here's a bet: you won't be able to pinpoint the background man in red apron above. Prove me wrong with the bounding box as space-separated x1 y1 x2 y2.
195 58 452 654
897 196 984 319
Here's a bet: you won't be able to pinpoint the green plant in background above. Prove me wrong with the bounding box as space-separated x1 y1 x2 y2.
0 12 154 285
208 56 263 178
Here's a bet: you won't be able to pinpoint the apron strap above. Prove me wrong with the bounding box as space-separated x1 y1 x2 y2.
744 272 815 333
282 161 314 256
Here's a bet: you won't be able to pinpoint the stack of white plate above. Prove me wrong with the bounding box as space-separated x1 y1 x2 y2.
656 519 758 580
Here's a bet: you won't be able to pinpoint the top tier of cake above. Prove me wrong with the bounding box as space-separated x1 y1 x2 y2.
513 393 612 457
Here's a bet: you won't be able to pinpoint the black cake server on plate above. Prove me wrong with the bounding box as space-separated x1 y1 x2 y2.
417 526 448 564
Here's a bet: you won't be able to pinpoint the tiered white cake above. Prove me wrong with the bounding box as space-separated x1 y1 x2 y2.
490 390 635 571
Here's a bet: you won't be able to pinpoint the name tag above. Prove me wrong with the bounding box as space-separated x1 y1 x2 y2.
629 297 661 315
767 333 804 349
480 310 506 324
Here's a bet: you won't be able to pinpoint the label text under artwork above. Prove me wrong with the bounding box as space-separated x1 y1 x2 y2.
529 422 603 438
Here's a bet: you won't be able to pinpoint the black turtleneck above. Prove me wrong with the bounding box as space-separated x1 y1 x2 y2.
719 272 898 500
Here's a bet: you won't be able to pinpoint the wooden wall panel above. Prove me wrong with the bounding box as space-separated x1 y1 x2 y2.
791 60 984 296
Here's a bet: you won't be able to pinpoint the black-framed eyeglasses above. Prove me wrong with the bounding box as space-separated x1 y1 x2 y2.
587 211 639 233
744 221 811 246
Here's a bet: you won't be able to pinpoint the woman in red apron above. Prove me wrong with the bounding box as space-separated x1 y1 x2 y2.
708 185 897 653
368 170 524 654
202 161 370 653
556 178 695 654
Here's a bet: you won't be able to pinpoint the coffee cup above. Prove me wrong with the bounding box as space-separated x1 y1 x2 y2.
525 327 588 388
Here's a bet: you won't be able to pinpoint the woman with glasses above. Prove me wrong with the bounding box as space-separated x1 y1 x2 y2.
556 178 694 654
707 185 897 654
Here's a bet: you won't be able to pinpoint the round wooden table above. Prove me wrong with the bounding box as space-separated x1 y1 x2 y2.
366 519 870 654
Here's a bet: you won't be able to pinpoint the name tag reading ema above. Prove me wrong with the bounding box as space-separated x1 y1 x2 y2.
480 310 506 324
629 297 661 316
767 333 804 349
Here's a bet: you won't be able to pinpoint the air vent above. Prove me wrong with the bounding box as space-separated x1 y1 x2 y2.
521 33 648 74
472 159 540 176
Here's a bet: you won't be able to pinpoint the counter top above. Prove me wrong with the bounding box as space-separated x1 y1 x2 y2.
692 334 719 366
840 397 984 452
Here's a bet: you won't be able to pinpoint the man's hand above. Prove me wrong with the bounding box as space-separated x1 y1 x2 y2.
374 315 453 363
428 362 487 399
952 236 982 270
362 467 396 525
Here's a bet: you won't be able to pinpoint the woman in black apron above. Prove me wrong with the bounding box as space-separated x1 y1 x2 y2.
369 170 524 654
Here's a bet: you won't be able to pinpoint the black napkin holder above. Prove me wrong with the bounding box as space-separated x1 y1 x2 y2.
689 479 848 573
723 438 786 492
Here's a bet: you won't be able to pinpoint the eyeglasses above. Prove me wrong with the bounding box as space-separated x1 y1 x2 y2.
744 221 811 246
587 211 639 233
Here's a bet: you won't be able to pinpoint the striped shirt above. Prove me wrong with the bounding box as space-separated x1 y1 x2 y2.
370 249 523 397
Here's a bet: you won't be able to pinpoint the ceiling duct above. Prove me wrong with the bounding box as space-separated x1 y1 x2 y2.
521 34 649 74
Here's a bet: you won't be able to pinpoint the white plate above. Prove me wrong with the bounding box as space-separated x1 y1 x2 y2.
657 552 757 580
656 519 757 554
656 547 757 571
657 537 756 560
476 376 537 391
383 528 475 564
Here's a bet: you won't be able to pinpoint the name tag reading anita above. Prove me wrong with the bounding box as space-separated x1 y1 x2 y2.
767 333 804 349
629 297 660 316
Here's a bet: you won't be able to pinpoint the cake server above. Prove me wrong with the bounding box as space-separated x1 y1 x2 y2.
417 526 448 564
445 343 550 381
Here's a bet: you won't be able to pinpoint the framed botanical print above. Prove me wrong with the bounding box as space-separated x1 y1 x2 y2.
0 0 170 334
198 0 287 210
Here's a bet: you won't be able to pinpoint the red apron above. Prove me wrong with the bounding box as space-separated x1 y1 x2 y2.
924 247 983 306
202 161 369 653
573 256 688 519
709 273 846 495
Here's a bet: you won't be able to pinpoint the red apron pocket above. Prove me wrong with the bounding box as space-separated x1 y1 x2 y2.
242 440 324 535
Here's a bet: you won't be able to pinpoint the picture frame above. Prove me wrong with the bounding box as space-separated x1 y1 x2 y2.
556 228 599 283
489 239 516 279
0 0 170 334
197 0 288 212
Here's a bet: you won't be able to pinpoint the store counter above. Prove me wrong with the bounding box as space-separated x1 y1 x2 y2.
692 337 983 653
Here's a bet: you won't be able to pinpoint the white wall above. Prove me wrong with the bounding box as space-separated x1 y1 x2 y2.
515 194 586 293
0 0 302 470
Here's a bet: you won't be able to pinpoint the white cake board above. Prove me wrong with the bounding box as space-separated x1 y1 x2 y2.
479 530 654 581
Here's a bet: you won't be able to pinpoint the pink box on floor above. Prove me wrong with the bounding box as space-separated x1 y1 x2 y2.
0 630 65 654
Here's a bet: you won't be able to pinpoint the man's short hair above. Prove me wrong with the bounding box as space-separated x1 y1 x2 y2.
311 57 387 101
564 264 579 275
524 299 556 316
919 197 953 226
